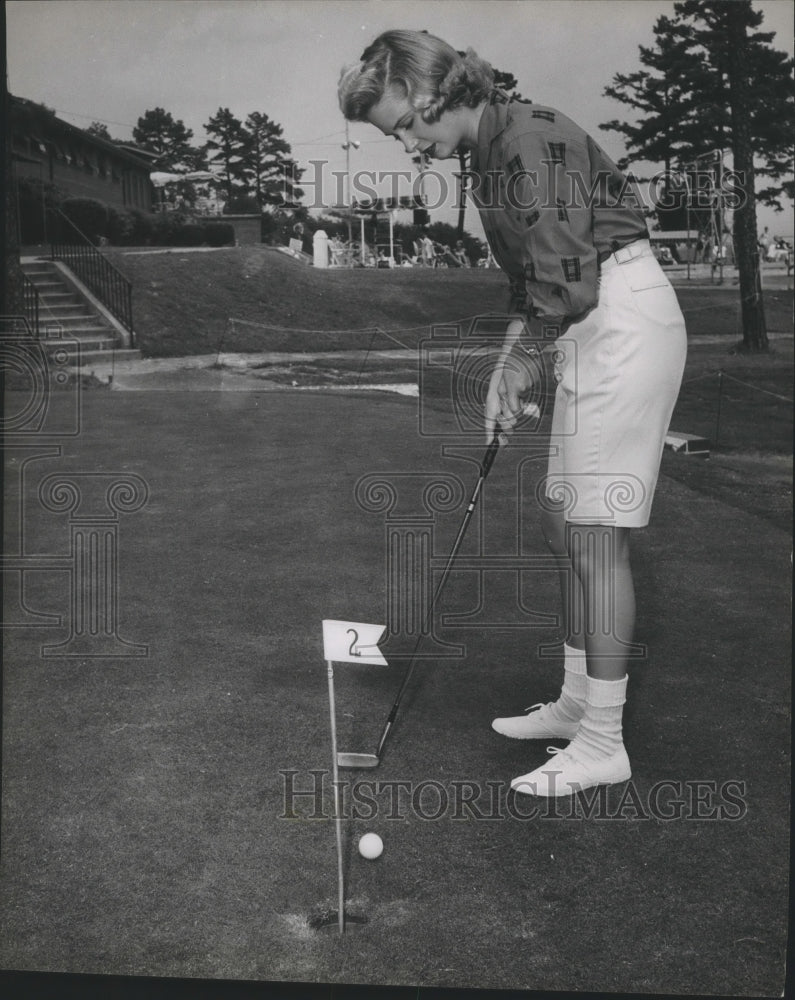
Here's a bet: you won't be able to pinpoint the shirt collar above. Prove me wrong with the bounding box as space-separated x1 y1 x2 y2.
472 90 512 170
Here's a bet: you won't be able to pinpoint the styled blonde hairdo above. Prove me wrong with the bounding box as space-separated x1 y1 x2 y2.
338 29 495 123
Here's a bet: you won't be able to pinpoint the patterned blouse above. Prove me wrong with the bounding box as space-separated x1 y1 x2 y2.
469 92 649 339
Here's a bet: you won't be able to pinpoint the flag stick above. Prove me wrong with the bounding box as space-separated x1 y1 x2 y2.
326 660 345 934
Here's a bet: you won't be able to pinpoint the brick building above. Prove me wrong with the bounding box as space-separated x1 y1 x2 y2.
10 95 154 213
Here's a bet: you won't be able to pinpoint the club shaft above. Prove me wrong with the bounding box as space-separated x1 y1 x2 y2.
373 434 501 759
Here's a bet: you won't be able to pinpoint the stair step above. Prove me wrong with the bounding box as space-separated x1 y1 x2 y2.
43 325 114 339
43 333 116 346
41 342 142 366
43 340 117 355
30 275 65 284
39 300 85 313
37 287 80 299
24 261 127 352
39 303 91 314
43 325 115 340
43 313 110 326
22 266 58 278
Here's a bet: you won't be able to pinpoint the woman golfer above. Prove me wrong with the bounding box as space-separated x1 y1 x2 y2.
339 30 686 797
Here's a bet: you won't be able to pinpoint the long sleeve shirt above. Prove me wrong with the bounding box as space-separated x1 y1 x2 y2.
468 92 648 339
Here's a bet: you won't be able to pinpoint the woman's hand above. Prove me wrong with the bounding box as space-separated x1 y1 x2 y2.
485 350 537 443
484 321 540 444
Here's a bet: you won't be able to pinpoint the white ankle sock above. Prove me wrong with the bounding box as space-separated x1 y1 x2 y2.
548 644 587 725
570 675 628 761
564 642 586 669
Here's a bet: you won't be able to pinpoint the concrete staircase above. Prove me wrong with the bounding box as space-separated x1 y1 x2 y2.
21 259 142 366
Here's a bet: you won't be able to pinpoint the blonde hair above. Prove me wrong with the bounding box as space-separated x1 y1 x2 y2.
338 30 495 123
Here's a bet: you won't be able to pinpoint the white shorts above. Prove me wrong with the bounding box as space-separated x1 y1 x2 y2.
545 241 687 527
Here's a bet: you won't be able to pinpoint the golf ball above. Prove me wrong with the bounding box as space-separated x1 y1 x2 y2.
358 832 383 860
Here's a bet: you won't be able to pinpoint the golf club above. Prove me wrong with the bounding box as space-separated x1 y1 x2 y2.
337 427 503 769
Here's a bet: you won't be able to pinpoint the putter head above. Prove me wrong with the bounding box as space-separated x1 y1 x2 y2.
337 752 380 769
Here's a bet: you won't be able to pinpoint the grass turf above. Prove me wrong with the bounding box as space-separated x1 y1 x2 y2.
2 249 792 995
1 378 790 995
99 247 794 357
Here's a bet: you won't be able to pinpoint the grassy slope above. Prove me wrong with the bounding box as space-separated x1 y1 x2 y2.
110 248 509 357
110 246 794 359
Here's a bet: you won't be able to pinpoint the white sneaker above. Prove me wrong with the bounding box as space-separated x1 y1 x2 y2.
510 743 631 797
492 702 581 740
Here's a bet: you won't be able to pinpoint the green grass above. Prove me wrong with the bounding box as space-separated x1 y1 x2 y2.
106 246 794 358
107 244 793 532
2 247 790 996
674 283 794 338
1 387 789 995
658 339 793 532
109 247 509 357
669 339 793 455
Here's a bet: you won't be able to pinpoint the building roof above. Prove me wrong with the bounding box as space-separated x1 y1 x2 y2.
10 95 154 170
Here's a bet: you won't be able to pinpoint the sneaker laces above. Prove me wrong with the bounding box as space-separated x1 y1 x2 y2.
523 702 554 716
546 739 590 766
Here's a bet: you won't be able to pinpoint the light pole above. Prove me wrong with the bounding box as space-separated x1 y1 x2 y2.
411 151 430 215
341 123 360 251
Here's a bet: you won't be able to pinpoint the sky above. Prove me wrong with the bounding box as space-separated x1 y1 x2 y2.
7 0 794 239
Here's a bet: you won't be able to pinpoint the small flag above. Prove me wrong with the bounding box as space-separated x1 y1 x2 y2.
322 620 387 666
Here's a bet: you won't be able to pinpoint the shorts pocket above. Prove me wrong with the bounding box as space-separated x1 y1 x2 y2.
621 255 669 292
618 259 683 328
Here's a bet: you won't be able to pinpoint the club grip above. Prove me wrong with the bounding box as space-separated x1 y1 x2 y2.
480 427 502 478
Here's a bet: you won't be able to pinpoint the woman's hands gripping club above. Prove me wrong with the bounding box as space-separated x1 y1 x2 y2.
484 319 542 445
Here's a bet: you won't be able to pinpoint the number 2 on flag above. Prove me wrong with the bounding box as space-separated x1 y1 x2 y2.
322 620 387 665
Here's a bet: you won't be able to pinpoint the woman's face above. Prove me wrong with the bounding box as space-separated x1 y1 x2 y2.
366 87 472 160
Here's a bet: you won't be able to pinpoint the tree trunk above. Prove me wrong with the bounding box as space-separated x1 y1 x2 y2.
725 2 768 352
3 79 26 322
456 151 467 239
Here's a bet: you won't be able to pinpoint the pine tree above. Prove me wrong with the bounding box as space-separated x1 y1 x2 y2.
601 1 794 208
133 108 197 170
723 0 768 351
602 0 793 351
601 14 712 175
86 121 113 141
203 108 249 205
243 112 291 208
277 156 305 209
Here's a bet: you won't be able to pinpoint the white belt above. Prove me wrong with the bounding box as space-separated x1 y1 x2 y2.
602 239 653 270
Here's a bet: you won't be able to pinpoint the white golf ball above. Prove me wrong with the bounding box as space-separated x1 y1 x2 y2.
358 832 383 860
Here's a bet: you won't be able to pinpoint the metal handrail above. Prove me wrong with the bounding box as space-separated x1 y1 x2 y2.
49 208 135 345
22 273 41 338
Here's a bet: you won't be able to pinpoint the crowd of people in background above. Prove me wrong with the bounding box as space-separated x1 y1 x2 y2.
758 226 793 264
289 219 791 274
326 231 499 269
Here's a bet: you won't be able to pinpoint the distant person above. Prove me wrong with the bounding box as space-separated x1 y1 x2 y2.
454 240 470 266
329 235 345 266
758 226 772 261
438 243 462 267
339 28 687 799
420 233 436 267
478 243 497 268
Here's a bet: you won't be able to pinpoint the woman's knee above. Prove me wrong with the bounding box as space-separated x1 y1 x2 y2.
566 524 632 579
